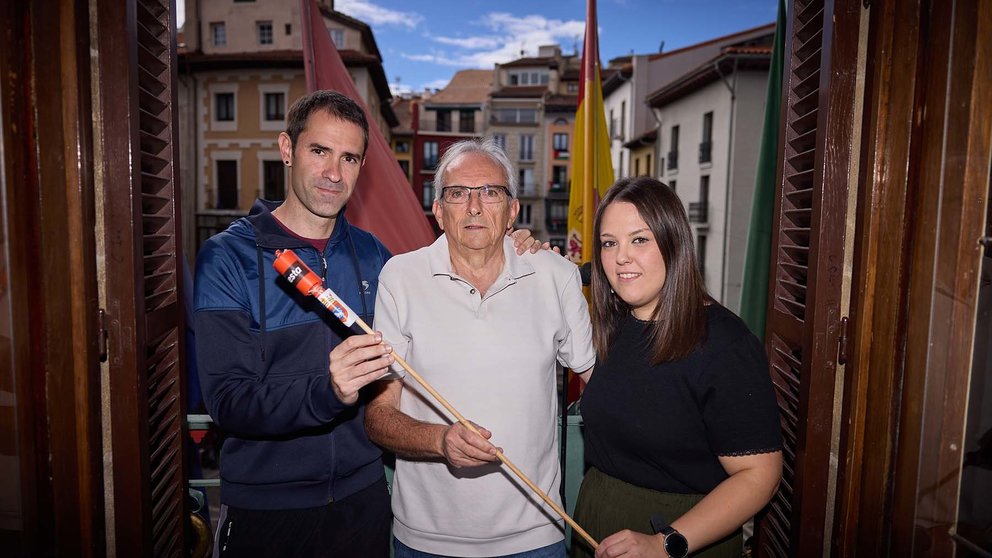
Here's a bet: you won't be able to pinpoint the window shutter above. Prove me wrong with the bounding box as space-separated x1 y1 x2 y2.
99 0 188 555
754 0 860 556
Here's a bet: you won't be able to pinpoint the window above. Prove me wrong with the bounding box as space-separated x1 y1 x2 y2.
216 160 238 209
634 158 640 177
436 110 451 132
215 92 235 122
609 109 616 138
700 175 710 205
395 141 410 153
540 73 549 85
700 111 713 164
263 92 285 122
620 100 626 140
262 160 285 201
330 28 345 48
491 108 538 124
518 168 535 195
421 180 434 209
257 21 273 45
423 141 438 169
509 74 519 85
667 125 680 170
285 23 292 35
519 135 534 160
567 82 579 93
646 153 653 176
210 22 227 47
669 179 676 192
492 134 506 150
516 203 533 227
551 166 568 191
398 159 410 178
553 133 569 153
459 109 475 133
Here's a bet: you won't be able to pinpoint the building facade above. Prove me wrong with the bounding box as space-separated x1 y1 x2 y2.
178 0 397 256
487 45 580 252
411 69 492 231
648 45 772 311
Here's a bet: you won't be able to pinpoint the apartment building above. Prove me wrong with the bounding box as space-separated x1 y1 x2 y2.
648 43 772 311
412 69 492 230
602 24 776 184
177 0 397 255
487 45 581 251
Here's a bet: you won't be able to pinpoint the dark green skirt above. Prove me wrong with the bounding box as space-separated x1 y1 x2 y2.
570 467 742 558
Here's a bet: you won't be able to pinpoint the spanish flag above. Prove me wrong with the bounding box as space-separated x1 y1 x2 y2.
566 0 615 264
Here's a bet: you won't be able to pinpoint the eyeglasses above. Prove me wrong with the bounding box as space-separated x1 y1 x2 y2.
441 185 511 204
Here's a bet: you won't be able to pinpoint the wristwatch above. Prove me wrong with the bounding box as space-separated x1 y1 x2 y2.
650 513 689 558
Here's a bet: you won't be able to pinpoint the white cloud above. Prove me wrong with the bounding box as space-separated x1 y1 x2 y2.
401 12 587 70
335 0 423 30
432 36 503 50
421 78 451 91
389 81 414 96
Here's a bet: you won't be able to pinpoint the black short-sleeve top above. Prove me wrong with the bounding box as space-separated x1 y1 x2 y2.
581 303 783 494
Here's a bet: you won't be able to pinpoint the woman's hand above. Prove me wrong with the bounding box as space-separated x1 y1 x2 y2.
594 530 665 558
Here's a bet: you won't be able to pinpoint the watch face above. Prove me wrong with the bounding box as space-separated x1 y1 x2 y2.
665 532 689 558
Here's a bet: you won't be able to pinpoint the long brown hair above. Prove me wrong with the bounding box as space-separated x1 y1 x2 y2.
591 176 709 363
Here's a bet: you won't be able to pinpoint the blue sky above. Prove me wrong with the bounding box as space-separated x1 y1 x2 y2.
179 0 778 95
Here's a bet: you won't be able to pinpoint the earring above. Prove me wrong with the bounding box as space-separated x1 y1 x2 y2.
284 160 290 166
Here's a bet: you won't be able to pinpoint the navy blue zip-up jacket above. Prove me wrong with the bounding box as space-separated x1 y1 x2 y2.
194 199 391 510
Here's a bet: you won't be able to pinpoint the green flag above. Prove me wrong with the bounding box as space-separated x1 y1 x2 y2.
739 0 786 340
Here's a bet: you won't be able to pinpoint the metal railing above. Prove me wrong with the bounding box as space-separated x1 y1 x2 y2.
688 201 708 223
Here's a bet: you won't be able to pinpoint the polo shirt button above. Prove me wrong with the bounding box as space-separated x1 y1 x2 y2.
470 288 476 294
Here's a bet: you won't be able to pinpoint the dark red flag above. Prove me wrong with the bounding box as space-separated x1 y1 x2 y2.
300 0 435 254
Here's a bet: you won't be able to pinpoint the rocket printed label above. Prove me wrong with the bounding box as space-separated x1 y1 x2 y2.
316 288 357 327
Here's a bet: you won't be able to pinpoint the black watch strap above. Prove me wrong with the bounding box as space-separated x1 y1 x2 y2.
650 513 689 558
650 513 673 536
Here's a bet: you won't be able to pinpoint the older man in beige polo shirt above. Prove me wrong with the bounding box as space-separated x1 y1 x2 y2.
365 138 594 558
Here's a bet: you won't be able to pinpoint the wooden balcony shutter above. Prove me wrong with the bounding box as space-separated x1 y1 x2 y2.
97 0 188 555
754 0 861 556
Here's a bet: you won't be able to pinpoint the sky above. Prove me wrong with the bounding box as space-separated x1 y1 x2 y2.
178 0 778 96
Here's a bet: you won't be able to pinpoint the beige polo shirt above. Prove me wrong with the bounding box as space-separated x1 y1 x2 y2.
374 235 594 556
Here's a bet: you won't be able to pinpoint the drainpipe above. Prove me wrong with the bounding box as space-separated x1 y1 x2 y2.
713 57 738 305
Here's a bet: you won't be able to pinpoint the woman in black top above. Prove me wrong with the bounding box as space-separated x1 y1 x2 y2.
572 177 783 558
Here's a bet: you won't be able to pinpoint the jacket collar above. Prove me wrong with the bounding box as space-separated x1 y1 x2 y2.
248 199 351 253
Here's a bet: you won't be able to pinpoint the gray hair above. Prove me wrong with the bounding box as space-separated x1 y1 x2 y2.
433 137 518 201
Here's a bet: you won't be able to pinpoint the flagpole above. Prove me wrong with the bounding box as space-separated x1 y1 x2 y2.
581 0 596 264
301 0 316 92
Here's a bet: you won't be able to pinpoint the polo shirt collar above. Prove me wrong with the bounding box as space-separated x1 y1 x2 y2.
428 234 536 281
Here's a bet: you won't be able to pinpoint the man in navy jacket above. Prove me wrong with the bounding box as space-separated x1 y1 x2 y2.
195 91 399 556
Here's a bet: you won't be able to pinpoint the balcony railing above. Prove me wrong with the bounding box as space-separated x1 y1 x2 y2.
667 150 679 170
699 141 712 164
688 202 708 223
197 209 245 250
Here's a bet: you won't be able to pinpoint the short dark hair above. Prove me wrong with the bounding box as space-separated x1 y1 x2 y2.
591 176 709 363
284 90 369 156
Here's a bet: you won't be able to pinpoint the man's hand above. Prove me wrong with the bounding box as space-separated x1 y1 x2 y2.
594 530 667 558
441 421 502 468
328 332 394 405
509 228 560 255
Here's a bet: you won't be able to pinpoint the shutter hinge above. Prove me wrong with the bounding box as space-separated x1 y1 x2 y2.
837 316 850 365
97 308 108 362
